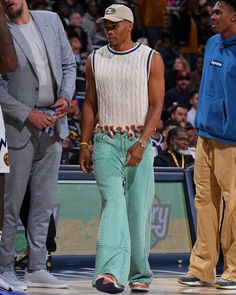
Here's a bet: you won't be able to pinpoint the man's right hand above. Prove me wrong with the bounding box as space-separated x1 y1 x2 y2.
79 148 92 174
27 110 55 129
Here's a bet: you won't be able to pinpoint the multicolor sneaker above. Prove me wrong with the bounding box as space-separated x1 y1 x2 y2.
130 282 149 292
178 275 202 286
215 279 236 289
95 274 124 294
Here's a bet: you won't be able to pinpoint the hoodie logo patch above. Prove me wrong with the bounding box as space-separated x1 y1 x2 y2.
210 59 223 68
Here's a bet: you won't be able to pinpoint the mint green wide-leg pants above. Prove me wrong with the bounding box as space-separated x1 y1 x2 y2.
92 131 154 286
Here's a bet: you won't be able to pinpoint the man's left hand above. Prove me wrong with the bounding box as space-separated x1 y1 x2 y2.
125 142 144 167
52 97 69 119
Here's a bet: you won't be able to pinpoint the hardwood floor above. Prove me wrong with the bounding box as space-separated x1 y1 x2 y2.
27 277 236 295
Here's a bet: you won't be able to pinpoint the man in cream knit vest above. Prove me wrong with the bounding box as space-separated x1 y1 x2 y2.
80 4 164 293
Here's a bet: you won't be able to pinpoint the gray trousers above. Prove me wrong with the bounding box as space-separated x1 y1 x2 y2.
0 128 62 272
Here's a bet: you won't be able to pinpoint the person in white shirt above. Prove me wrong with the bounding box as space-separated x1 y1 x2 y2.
187 90 198 127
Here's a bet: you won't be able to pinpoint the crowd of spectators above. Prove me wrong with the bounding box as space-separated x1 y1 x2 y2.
24 0 214 166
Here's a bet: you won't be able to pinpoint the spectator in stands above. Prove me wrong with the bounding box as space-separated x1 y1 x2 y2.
68 11 94 53
151 119 163 156
198 3 214 47
0 0 76 290
52 0 70 31
171 0 202 69
30 0 49 10
180 121 197 158
69 36 87 101
178 0 236 289
80 4 164 293
187 90 198 127
82 0 107 47
134 0 168 48
152 119 179 156
136 36 149 45
166 56 191 91
154 127 194 167
170 105 188 123
190 55 203 91
65 0 84 14
165 71 192 110
156 32 182 88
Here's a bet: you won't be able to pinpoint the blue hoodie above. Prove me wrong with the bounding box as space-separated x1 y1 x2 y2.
195 33 236 144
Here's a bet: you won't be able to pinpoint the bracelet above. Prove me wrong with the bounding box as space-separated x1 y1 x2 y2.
136 138 147 148
80 141 89 147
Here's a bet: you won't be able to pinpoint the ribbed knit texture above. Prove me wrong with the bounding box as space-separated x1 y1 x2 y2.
93 44 153 126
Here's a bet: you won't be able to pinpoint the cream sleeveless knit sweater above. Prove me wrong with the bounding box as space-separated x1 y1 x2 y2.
92 43 154 127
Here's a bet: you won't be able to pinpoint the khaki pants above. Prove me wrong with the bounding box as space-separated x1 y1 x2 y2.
189 137 236 283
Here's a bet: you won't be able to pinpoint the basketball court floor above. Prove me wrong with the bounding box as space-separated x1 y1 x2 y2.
17 264 235 295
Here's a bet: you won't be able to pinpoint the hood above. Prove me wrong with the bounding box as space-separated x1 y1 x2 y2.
219 33 236 48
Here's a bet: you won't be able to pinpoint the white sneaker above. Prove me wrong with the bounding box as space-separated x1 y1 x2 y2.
0 276 11 291
25 269 68 289
0 271 27 291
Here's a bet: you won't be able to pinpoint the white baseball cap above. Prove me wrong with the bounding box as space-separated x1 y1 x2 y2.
96 4 134 24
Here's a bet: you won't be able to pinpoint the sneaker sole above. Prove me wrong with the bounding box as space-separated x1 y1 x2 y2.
95 277 124 294
178 278 202 286
26 282 68 289
2 284 27 291
215 284 236 290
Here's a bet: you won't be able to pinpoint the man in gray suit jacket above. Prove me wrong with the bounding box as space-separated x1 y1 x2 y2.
0 0 76 291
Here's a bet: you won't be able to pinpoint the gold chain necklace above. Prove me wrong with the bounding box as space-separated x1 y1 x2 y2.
168 150 185 168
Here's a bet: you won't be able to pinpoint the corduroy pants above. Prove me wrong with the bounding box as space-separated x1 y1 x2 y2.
189 137 236 283
92 130 154 286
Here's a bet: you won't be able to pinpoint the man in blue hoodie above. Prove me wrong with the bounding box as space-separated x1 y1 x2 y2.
178 0 236 290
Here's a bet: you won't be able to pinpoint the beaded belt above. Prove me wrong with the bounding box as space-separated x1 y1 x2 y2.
95 124 144 139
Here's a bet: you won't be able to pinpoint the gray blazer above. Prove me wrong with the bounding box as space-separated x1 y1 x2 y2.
0 10 76 148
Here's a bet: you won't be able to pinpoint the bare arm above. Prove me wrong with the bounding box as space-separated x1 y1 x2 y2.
79 55 98 174
125 51 165 167
0 3 17 73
